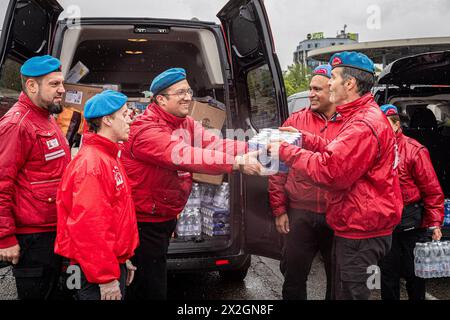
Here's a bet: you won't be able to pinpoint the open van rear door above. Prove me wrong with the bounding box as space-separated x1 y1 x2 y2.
0 0 63 67
218 0 287 260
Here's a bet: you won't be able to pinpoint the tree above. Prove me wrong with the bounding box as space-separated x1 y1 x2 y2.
283 63 311 97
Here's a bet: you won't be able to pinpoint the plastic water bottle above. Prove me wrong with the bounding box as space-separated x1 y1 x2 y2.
201 184 216 205
444 199 450 226
186 183 201 208
414 243 424 277
176 209 186 238
213 182 230 209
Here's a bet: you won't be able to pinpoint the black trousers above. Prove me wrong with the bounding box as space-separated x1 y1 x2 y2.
379 229 427 300
76 264 127 300
12 232 62 300
331 235 392 300
126 219 177 300
280 208 333 300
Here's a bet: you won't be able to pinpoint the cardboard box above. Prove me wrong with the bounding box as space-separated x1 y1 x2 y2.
62 83 103 112
188 100 227 185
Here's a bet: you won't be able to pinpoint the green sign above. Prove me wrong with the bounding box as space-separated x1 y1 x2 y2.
311 32 324 40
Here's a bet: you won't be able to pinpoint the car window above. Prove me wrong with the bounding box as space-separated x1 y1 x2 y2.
246 64 280 129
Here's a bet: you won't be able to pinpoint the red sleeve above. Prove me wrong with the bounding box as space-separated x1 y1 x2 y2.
301 130 331 153
65 173 120 284
267 116 294 217
279 121 379 191
131 123 234 174
411 148 445 228
192 120 248 157
268 173 289 217
0 124 29 248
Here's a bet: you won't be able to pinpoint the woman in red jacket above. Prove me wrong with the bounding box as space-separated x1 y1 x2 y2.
55 90 139 300
379 104 444 300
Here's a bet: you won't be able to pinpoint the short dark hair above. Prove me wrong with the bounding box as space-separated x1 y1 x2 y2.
86 117 103 133
341 67 375 96
151 88 169 105
21 75 42 93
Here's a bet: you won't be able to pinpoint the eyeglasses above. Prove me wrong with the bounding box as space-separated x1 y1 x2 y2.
162 88 194 99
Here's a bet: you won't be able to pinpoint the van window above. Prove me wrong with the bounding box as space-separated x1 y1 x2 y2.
0 58 21 116
247 64 280 129
0 58 21 98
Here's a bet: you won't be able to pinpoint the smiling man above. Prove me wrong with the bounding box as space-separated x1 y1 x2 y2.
267 52 403 300
269 64 342 300
121 68 261 300
0 55 70 299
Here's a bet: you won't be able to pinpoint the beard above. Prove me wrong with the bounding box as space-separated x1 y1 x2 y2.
47 103 63 114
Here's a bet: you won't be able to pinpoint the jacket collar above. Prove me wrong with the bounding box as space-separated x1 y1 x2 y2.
82 132 120 158
335 93 375 118
395 129 405 142
307 106 343 123
19 92 50 118
146 102 187 128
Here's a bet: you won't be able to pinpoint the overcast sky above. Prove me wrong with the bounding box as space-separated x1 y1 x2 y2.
2 0 450 70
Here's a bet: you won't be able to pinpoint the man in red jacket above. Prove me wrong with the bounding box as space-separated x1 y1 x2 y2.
269 64 342 300
379 104 444 300
55 90 139 300
0 55 70 299
267 51 403 300
121 68 261 300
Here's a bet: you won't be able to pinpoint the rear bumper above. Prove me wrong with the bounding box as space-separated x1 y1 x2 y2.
167 250 250 273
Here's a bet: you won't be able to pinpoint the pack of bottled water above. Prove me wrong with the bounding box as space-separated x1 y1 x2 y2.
201 203 230 237
248 128 302 174
444 199 450 227
176 183 202 240
200 184 217 206
414 241 450 278
212 182 230 210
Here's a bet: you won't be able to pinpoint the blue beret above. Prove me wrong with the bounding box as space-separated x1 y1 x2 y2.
329 51 375 74
150 68 187 96
20 55 61 77
84 90 128 120
312 64 332 78
380 104 399 116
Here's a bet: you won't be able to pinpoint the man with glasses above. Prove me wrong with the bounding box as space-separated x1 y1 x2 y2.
121 68 262 300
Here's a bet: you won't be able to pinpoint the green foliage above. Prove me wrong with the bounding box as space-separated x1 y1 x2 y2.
283 63 312 97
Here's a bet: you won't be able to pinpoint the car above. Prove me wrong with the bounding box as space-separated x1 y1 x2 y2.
375 50 450 238
0 0 286 280
287 90 309 115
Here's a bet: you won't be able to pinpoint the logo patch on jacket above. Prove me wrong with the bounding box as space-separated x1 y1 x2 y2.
177 171 191 178
113 166 124 189
46 138 60 150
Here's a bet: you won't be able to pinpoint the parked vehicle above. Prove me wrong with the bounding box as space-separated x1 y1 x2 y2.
287 90 309 115
376 50 450 239
0 0 286 280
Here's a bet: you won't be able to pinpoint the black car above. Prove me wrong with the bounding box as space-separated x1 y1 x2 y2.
0 0 285 279
375 50 450 238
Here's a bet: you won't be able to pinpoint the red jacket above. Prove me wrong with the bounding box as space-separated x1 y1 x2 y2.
0 93 70 248
396 131 444 228
55 133 139 284
269 107 343 215
121 103 247 222
279 94 403 239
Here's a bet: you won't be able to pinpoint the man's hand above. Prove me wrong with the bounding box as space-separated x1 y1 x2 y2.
0 244 20 265
125 260 137 286
266 141 283 159
432 227 442 241
275 213 290 234
99 280 122 300
234 151 264 176
279 126 299 133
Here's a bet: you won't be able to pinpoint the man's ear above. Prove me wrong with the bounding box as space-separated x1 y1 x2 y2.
346 77 357 92
26 78 38 94
102 116 113 128
156 95 166 106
